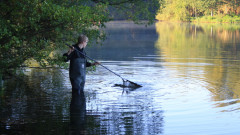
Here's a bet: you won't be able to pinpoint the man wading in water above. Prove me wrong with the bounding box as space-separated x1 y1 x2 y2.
63 34 99 96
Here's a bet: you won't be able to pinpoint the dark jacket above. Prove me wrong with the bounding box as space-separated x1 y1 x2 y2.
63 44 92 66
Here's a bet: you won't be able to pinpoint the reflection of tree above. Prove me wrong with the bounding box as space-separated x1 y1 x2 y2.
155 22 240 106
0 68 70 134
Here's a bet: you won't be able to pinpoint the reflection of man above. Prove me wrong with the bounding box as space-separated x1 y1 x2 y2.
70 91 87 134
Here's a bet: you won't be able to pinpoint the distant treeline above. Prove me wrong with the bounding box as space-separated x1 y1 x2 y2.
156 0 240 23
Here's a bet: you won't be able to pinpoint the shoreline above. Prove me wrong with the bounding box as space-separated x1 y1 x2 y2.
156 15 240 24
107 19 240 24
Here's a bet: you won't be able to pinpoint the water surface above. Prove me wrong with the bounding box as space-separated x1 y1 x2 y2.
1 21 240 135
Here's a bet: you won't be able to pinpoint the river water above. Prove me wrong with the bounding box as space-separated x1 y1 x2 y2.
1 21 240 135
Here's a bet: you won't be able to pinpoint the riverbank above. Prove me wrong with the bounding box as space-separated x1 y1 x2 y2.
191 15 240 23
157 15 240 24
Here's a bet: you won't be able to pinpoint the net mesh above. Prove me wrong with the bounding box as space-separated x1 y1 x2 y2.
123 80 142 88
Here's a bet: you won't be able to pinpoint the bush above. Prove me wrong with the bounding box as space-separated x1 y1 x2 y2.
191 14 240 24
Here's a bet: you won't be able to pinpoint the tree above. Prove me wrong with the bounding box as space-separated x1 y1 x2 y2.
225 0 240 15
202 0 224 16
157 0 206 21
156 0 189 21
0 0 160 76
188 0 206 17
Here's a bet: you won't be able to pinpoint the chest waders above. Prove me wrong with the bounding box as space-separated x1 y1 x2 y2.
69 58 86 96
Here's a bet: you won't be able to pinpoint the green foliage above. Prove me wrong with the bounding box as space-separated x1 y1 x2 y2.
157 0 188 21
0 0 160 76
193 15 240 23
157 0 240 22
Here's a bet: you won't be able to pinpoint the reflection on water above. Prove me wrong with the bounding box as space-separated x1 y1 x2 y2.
70 90 86 134
155 22 240 105
0 69 71 134
1 21 240 134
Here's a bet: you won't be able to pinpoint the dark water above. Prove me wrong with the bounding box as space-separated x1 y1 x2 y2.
1 21 240 135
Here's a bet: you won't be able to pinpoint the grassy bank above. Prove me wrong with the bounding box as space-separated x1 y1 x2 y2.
190 15 240 23
157 14 240 24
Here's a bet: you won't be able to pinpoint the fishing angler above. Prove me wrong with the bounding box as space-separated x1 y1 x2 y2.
63 34 142 95
63 34 100 96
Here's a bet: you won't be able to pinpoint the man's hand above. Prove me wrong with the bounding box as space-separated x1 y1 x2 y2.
93 62 100 66
67 46 74 55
